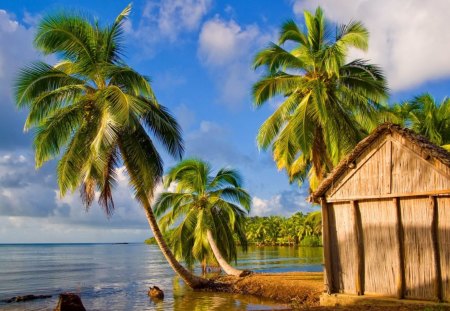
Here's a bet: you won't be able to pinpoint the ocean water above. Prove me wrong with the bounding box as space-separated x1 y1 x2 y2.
0 244 323 310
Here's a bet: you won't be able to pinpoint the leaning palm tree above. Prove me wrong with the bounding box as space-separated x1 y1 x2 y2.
15 4 208 289
154 159 251 277
252 7 388 190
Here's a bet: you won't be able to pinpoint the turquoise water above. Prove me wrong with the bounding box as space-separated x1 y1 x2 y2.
0 244 323 310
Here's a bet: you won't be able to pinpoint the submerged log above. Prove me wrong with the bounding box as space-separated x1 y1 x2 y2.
148 286 164 300
54 293 86 311
2 294 52 303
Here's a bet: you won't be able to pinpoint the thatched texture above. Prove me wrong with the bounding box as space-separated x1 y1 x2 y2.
328 202 357 294
438 197 450 301
401 197 436 299
314 123 450 303
310 123 450 203
359 199 398 297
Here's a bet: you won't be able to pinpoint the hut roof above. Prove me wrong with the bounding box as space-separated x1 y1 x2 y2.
309 122 450 202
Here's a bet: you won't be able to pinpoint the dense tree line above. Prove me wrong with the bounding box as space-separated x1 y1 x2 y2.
244 212 322 247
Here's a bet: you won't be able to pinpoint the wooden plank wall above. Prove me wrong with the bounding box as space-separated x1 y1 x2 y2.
359 199 398 296
437 197 450 301
328 202 357 293
400 198 435 299
328 196 448 302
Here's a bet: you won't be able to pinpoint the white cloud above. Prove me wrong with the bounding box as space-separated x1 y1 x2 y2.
251 189 317 217
125 0 212 54
293 0 450 91
198 16 273 109
198 18 260 65
0 10 42 149
0 152 166 242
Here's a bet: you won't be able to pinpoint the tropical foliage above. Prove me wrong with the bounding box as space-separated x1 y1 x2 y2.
252 7 388 190
153 159 251 276
245 211 322 246
15 5 209 289
383 93 450 150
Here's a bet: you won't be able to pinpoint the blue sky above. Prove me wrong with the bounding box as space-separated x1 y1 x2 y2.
0 0 449 243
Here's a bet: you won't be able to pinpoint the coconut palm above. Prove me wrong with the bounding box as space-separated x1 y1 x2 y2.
154 159 251 277
252 7 388 190
408 94 450 150
14 5 208 289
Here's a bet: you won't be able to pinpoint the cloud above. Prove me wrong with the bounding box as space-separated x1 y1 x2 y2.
0 10 42 150
0 152 163 228
198 16 273 109
0 153 60 217
185 120 253 166
293 0 450 91
251 189 317 217
125 0 212 54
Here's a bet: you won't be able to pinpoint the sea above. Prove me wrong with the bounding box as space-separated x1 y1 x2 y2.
0 244 323 310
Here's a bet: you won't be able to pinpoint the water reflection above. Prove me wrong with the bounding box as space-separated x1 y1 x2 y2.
0 244 322 310
160 276 286 311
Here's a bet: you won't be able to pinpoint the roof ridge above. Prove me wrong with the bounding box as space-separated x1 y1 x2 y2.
309 122 450 202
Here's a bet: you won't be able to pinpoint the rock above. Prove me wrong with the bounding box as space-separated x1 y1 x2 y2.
2 294 52 303
239 270 253 277
148 286 164 300
54 293 86 311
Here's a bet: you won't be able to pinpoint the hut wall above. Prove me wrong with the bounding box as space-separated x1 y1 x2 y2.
359 199 398 296
328 202 356 293
391 141 450 194
328 135 450 201
437 197 450 302
400 197 436 300
329 137 389 200
391 131 450 178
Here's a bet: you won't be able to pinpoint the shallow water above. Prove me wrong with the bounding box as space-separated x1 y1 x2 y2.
0 244 323 310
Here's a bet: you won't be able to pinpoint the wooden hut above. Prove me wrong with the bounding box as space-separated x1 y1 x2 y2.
309 123 450 302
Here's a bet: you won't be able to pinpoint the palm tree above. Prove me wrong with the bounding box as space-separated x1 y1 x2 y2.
252 7 388 190
408 94 450 150
15 5 208 289
153 159 251 277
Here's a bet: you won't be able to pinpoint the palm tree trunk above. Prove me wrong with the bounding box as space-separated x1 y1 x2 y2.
142 200 209 289
206 229 245 277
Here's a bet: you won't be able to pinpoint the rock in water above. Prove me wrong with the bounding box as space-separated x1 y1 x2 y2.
148 286 164 299
2 294 52 303
54 293 86 311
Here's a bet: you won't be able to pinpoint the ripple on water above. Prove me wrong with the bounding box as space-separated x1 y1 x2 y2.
0 244 322 310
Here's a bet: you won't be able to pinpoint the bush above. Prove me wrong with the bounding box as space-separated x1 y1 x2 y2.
299 236 322 247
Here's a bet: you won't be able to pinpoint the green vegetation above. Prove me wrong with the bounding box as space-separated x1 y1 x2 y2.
245 212 322 247
153 159 251 276
146 211 323 248
15 4 209 289
384 93 450 150
14 1 450 295
252 7 388 190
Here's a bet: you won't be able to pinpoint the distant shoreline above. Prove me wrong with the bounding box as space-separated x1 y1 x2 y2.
0 242 142 245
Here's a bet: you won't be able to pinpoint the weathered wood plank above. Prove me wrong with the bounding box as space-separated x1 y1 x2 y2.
394 197 406 299
321 198 334 293
326 189 450 203
386 140 392 194
352 200 365 296
430 196 443 302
